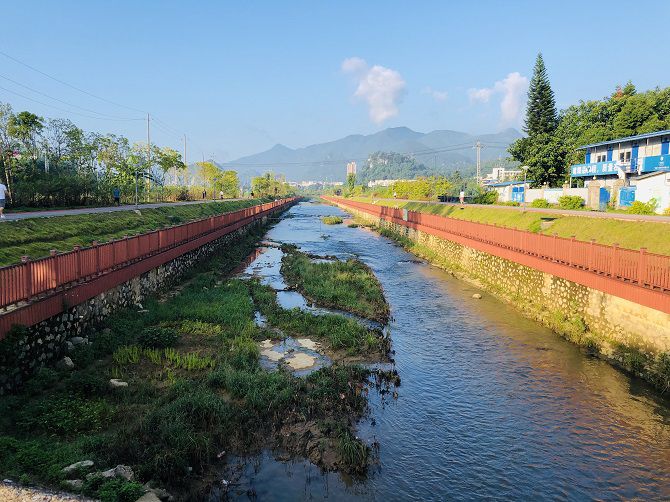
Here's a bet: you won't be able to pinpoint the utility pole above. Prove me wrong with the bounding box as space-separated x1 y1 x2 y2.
474 141 482 184
147 113 151 203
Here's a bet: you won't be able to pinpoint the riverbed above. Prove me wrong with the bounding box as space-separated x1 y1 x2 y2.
216 201 670 501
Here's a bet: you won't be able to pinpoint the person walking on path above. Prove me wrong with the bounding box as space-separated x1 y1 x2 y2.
113 187 121 206
459 189 465 205
0 181 7 218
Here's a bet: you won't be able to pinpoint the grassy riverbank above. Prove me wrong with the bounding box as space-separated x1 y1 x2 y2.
0 227 394 500
280 247 390 324
0 199 269 267
348 197 670 255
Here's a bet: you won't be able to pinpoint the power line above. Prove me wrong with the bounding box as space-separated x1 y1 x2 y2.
0 84 145 122
0 49 146 114
0 73 143 121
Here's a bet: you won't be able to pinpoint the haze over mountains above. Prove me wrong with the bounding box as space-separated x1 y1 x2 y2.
218 126 522 182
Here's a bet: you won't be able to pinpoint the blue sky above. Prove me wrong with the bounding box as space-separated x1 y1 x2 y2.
1 0 669 161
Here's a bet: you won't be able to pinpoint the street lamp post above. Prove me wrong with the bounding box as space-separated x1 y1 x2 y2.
522 166 528 210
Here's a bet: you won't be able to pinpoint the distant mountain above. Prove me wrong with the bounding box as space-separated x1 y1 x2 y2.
220 126 522 182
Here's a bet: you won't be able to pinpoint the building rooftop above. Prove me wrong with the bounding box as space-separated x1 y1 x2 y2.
487 180 533 187
578 130 670 150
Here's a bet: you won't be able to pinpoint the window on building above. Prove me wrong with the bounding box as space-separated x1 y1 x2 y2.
625 151 631 162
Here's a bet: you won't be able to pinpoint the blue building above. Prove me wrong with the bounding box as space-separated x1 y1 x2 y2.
569 130 670 212
570 130 670 182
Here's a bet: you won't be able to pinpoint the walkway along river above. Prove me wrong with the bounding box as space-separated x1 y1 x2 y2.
218 201 670 501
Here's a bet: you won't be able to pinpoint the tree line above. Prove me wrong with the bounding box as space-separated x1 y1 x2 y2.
510 54 670 187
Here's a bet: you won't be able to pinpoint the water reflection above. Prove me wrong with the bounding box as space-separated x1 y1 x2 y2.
217 201 670 501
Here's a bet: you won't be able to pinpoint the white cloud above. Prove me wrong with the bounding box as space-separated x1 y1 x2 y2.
342 57 406 124
422 86 448 102
468 72 528 127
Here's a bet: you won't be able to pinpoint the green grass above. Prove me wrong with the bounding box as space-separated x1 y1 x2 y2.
350 197 670 255
0 225 389 496
281 248 390 323
248 279 388 355
321 215 343 225
0 198 269 266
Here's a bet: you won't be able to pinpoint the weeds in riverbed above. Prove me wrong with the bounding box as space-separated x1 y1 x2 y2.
337 429 369 471
280 248 390 323
321 216 343 225
248 279 389 355
0 223 390 495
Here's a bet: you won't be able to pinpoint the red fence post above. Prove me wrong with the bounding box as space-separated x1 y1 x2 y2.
612 243 619 278
92 241 100 275
638 247 648 286
568 236 575 266
124 235 129 263
588 239 595 270
21 256 32 301
50 249 59 289
74 245 82 281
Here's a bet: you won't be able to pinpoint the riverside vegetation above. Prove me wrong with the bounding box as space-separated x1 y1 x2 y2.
0 226 395 500
0 198 267 266
280 246 390 324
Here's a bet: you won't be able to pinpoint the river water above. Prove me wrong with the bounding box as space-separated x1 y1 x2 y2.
222 201 670 501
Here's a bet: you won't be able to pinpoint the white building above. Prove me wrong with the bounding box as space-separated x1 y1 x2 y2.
630 171 670 214
367 179 409 188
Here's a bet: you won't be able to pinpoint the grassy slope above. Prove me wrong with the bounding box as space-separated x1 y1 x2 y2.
0 230 386 498
351 198 670 256
280 248 390 324
0 199 266 266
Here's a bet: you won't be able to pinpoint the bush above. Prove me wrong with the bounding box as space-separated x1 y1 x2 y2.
530 198 550 208
321 216 343 225
138 326 180 349
499 201 520 206
627 199 658 215
558 195 585 210
473 190 497 204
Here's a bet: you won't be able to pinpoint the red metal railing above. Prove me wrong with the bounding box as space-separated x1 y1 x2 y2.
0 198 296 311
325 197 670 293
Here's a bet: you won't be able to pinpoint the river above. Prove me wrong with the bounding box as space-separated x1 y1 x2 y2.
219 201 670 501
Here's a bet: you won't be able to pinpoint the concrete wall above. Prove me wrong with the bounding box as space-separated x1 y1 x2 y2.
0 217 269 394
339 203 670 390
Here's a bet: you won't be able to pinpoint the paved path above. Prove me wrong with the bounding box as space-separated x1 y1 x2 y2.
1 199 245 222
367 198 670 222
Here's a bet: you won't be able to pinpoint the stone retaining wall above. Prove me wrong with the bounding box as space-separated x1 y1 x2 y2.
0 216 269 394
340 204 670 391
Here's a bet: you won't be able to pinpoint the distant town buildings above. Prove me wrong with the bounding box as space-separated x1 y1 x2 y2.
482 166 522 184
346 161 357 176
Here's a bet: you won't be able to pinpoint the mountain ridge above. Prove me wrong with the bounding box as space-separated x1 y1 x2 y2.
218 126 522 182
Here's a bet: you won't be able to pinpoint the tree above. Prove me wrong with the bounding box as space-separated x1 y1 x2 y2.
7 111 44 158
220 170 239 198
509 53 564 186
524 53 557 136
346 173 356 193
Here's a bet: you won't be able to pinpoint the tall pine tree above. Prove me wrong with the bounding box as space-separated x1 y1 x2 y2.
524 53 557 136
509 53 565 187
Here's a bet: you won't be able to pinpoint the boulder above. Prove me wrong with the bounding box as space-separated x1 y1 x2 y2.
63 479 84 490
101 464 134 481
109 379 129 388
472 293 482 299
57 356 75 370
135 493 161 502
62 460 94 474
70 336 86 346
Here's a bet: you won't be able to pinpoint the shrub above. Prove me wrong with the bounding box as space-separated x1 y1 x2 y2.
499 201 520 206
558 195 585 210
84 477 145 502
627 199 657 215
138 326 180 348
473 190 497 204
664 207 670 216
321 216 343 225
530 198 550 208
